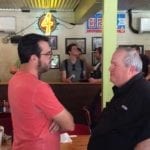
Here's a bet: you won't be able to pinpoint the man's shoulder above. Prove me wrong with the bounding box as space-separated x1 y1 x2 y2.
35 80 50 90
135 79 150 97
140 54 149 62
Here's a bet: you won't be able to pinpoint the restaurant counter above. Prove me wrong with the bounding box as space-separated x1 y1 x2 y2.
0 82 101 134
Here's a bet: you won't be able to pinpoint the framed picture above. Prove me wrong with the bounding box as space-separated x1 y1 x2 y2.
49 36 57 50
50 55 60 69
92 52 99 66
65 38 86 54
92 37 102 51
145 50 150 58
119 45 144 54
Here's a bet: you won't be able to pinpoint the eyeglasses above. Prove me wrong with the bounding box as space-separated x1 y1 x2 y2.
40 51 53 56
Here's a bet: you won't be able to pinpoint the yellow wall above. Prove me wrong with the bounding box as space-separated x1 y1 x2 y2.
102 0 118 107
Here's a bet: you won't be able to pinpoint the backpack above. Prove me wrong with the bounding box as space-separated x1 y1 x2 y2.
64 59 84 79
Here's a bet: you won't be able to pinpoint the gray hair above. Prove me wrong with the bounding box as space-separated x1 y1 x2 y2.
116 46 142 72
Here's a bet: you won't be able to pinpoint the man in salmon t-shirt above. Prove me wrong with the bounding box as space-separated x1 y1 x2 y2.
8 33 75 150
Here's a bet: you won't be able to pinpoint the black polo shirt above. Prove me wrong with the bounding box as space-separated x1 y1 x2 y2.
88 73 150 150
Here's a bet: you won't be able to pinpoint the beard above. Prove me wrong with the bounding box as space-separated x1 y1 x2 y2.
38 60 50 75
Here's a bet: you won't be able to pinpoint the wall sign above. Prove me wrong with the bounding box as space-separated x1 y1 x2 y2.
87 13 102 33
117 13 126 33
38 12 57 35
86 12 126 33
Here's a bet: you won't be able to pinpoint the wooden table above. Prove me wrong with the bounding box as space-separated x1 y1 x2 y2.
61 135 90 150
0 135 90 150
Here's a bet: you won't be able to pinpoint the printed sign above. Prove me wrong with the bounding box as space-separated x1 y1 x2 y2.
87 13 102 32
87 12 126 33
117 13 126 33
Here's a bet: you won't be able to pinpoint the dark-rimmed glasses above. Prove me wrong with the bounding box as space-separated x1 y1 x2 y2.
40 51 53 56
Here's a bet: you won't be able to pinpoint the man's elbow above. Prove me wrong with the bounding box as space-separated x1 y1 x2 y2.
68 122 75 131
63 120 75 131
54 109 75 131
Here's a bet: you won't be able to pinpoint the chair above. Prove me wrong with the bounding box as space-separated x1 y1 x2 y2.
67 106 92 135
67 123 90 135
82 106 92 129
84 92 102 129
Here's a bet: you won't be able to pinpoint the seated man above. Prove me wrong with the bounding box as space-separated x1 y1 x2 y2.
60 43 87 83
88 47 102 84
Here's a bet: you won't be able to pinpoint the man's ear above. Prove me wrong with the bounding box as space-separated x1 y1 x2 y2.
30 54 38 62
129 65 136 73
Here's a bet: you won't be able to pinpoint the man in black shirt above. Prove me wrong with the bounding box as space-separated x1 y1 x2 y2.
89 47 102 84
88 46 150 150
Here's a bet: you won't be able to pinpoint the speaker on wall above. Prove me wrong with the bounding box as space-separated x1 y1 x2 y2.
10 35 22 43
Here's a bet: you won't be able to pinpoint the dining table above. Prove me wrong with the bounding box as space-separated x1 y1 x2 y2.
61 135 90 150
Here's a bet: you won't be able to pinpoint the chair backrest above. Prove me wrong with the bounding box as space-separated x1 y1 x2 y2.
82 106 92 128
84 91 102 129
67 124 91 135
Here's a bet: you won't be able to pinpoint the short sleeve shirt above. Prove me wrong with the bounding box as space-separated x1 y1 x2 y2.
8 71 64 150
60 59 86 82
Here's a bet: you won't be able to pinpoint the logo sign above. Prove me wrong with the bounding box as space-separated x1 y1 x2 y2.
87 13 102 32
117 13 126 33
38 12 57 35
87 12 126 33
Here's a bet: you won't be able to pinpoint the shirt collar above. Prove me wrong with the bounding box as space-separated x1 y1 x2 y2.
112 73 144 96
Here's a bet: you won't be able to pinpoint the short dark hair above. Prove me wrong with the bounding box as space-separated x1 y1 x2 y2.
95 47 102 54
18 33 49 64
66 43 77 55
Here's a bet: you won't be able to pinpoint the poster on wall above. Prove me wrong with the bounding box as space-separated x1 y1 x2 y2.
92 37 102 51
65 38 86 54
86 12 102 32
117 13 126 33
86 12 126 33
50 55 60 69
48 36 57 50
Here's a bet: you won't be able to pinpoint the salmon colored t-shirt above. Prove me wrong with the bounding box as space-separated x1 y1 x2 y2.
8 71 64 150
